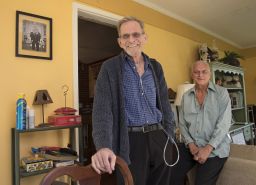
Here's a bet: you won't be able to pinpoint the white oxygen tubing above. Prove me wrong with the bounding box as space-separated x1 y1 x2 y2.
162 128 180 167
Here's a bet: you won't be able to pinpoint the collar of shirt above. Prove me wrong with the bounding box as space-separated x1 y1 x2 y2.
122 51 150 70
188 81 217 95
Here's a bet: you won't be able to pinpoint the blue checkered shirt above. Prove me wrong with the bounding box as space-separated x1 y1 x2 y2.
123 53 162 126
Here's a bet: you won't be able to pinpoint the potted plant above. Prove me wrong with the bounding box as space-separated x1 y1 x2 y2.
219 51 244 67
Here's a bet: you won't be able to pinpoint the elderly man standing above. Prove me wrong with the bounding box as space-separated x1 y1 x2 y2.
91 16 175 185
171 60 232 185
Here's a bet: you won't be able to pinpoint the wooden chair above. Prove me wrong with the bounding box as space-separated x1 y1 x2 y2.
40 156 134 185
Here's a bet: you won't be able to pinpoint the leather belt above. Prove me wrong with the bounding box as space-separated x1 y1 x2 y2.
128 123 162 133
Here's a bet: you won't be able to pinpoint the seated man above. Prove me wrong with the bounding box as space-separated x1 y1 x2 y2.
170 60 232 185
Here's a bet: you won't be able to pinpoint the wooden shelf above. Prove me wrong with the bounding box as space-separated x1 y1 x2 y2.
17 124 82 133
232 107 245 111
226 87 243 90
20 168 52 178
12 125 85 185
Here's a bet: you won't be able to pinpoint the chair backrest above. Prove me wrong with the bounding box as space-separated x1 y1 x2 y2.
40 156 133 185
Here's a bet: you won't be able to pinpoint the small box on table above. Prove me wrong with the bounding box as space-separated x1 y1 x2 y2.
48 115 81 126
21 156 53 172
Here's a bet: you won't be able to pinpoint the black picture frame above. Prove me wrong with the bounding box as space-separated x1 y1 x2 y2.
15 11 52 60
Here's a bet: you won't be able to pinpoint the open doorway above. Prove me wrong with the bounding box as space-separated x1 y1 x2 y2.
78 18 121 161
73 3 122 163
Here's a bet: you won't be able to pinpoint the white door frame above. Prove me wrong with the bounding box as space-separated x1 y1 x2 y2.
72 2 121 155
72 2 121 112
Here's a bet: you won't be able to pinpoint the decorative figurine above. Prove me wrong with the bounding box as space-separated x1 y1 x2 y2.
199 43 209 61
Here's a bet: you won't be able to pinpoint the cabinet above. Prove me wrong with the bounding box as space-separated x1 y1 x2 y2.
210 62 254 143
210 62 248 123
12 125 84 185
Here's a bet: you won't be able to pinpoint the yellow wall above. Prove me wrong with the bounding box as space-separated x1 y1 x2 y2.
1 1 73 185
1 0 255 185
242 47 256 59
241 58 256 104
144 24 198 88
77 0 241 53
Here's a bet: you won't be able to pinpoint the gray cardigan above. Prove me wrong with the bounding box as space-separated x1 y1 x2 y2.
92 52 175 163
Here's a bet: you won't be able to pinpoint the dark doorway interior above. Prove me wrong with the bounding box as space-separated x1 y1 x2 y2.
78 18 121 164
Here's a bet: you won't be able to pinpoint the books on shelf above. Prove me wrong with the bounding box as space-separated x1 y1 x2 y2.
31 146 78 168
54 160 75 167
229 91 244 108
43 150 77 168
44 153 78 161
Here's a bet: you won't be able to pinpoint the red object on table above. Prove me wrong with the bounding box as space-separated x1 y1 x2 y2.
48 114 81 126
54 107 77 115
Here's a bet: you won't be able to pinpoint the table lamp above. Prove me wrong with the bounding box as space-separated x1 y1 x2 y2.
174 82 194 107
174 82 194 142
33 89 53 127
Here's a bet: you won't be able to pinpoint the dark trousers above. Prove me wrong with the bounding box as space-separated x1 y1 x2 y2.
117 129 175 185
170 144 227 185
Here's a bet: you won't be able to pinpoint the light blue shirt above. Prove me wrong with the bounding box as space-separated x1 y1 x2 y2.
179 82 232 158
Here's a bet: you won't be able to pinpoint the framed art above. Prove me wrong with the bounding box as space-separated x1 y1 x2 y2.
16 11 52 60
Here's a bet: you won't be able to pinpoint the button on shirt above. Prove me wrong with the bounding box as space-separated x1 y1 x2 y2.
179 82 232 158
123 53 162 126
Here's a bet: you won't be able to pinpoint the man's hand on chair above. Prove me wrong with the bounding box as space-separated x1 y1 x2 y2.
91 148 116 174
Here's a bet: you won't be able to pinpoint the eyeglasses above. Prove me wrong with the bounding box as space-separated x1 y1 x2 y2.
193 70 210 76
119 32 144 40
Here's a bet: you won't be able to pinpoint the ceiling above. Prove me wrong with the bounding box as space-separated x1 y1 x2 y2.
134 0 256 49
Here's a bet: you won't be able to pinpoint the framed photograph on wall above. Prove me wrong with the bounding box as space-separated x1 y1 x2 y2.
15 11 52 60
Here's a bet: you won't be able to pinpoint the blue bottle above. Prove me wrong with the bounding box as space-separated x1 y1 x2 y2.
16 94 27 130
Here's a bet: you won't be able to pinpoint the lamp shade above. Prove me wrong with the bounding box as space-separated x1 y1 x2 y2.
33 90 53 126
174 83 194 106
33 90 53 105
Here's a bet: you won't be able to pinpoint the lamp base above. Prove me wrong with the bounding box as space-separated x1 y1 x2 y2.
37 123 53 127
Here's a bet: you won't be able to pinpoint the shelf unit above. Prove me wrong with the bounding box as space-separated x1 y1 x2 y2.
210 62 248 123
12 124 84 185
210 62 254 144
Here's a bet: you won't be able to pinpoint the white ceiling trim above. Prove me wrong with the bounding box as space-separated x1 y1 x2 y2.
133 0 242 48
